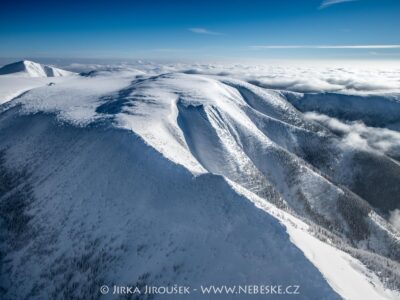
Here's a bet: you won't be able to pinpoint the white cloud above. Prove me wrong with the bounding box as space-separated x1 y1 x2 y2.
389 209 400 231
319 0 358 9
151 48 188 53
304 112 400 154
250 45 400 50
188 28 222 35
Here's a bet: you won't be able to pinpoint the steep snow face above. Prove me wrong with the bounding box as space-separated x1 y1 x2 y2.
0 60 74 77
1 65 400 299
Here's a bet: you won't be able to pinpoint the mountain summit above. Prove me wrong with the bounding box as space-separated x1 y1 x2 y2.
0 60 74 77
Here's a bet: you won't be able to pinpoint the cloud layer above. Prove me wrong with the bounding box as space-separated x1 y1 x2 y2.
62 61 400 94
305 112 400 154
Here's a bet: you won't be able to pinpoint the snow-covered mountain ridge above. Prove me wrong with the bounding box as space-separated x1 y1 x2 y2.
0 60 74 77
0 62 399 299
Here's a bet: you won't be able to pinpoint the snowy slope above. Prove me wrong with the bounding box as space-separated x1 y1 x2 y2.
232 182 400 300
1 64 400 299
0 60 74 77
0 111 340 300
0 60 77 105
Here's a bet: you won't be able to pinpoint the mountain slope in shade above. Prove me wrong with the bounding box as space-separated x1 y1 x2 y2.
0 67 399 299
0 111 341 300
0 60 74 77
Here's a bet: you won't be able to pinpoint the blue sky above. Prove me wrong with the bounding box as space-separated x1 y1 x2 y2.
1 0 399 61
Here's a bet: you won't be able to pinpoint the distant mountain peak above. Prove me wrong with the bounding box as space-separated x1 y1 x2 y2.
0 60 74 77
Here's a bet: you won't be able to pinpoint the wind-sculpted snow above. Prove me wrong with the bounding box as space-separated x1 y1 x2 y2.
1 63 400 299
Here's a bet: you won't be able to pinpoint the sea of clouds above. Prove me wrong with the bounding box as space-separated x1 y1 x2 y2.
62 61 400 94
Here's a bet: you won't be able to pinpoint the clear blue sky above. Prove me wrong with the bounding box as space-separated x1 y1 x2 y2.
1 0 399 61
